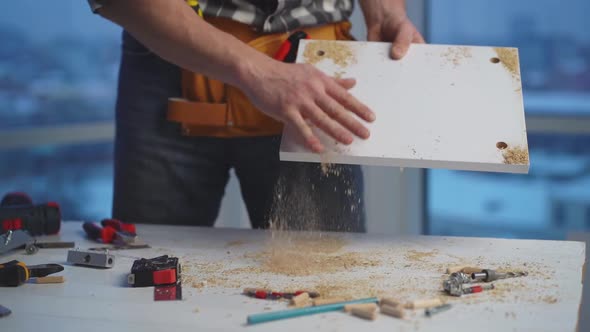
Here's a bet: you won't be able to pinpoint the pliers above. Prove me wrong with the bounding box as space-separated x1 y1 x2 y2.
0 260 64 287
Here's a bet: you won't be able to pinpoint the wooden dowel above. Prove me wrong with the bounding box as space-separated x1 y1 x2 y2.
380 304 405 319
34 276 65 284
344 303 377 313
380 297 401 307
405 298 442 309
351 305 378 320
290 292 311 308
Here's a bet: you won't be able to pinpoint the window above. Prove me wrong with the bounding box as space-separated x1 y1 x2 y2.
0 2 120 220
426 0 590 239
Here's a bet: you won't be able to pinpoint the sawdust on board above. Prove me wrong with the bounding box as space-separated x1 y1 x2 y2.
502 146 529 165
493 48 520 79
303 40 356 68
441 46 472 67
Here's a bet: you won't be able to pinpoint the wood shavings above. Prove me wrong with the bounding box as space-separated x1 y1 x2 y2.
405 249 439 262
303 41 356 68
256 235 379 276
502 146 529 165
493 48 520 80
225 240 246 248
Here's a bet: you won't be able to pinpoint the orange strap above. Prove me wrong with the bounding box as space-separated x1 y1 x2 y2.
167 98 229 127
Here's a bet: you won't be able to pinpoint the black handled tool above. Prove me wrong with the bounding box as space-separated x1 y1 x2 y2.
0 260 64 287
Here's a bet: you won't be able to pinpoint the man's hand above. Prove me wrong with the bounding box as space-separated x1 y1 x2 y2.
360 0 425 59
239 60 375 153
100 0 375 153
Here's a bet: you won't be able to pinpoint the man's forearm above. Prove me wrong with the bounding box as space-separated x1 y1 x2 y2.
98 0 269 89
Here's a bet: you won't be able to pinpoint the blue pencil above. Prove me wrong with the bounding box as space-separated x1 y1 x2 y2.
247 297 379 325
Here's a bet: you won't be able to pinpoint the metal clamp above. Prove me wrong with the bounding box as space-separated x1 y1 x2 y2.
67 249 115 268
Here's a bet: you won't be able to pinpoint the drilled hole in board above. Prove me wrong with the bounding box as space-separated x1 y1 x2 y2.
496 141 508 150
317 50 325 56
490 57 501 64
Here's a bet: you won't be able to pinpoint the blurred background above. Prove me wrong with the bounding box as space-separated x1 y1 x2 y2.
0 0 589 240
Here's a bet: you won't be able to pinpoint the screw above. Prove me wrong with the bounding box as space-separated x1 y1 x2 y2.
4 230 13 245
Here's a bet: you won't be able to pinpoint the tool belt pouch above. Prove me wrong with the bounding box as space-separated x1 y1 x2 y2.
167 19 354 137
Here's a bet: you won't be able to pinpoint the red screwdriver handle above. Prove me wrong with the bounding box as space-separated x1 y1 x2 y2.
101 219 136 235
83 222 116 243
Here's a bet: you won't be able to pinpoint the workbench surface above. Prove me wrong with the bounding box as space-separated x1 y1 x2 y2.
0 222 585 332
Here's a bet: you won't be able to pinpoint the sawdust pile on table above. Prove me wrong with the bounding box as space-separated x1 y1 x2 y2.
251 235 379 276
179 234 559 305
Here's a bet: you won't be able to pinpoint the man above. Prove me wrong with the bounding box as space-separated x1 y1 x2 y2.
91 0 424 231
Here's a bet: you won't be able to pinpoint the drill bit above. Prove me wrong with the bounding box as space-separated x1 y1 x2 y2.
425 303 452 317
471 269 528 282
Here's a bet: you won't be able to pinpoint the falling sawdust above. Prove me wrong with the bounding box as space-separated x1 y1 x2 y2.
494 48 520 80
319 153 339 177
502 146 529 165
303 41 356 68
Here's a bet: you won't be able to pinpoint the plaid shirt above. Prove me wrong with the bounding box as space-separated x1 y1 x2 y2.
199 0 354 33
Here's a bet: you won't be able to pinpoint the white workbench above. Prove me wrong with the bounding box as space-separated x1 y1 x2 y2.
0 222 585 332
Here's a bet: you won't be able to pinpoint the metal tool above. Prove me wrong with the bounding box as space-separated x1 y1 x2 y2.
471 269 528 282
442 272 472 296
0 304 11 318
0 260 64 287
443 271 497 296
0 230 35 254
425 303 452 317
1 229 74 255
67 249 115 268
88 244 150 251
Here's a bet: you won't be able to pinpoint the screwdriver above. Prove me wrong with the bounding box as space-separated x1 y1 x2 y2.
0 260 64 287
243 288 320 300
471 269 528 282
101 218 136 235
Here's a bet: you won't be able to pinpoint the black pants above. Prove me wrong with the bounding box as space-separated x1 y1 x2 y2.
112 31 366 232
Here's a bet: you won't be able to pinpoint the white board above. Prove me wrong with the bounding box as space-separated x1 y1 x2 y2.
279 41 529 174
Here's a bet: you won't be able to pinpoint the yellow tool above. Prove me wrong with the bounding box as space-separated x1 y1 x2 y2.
186 0 203 17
